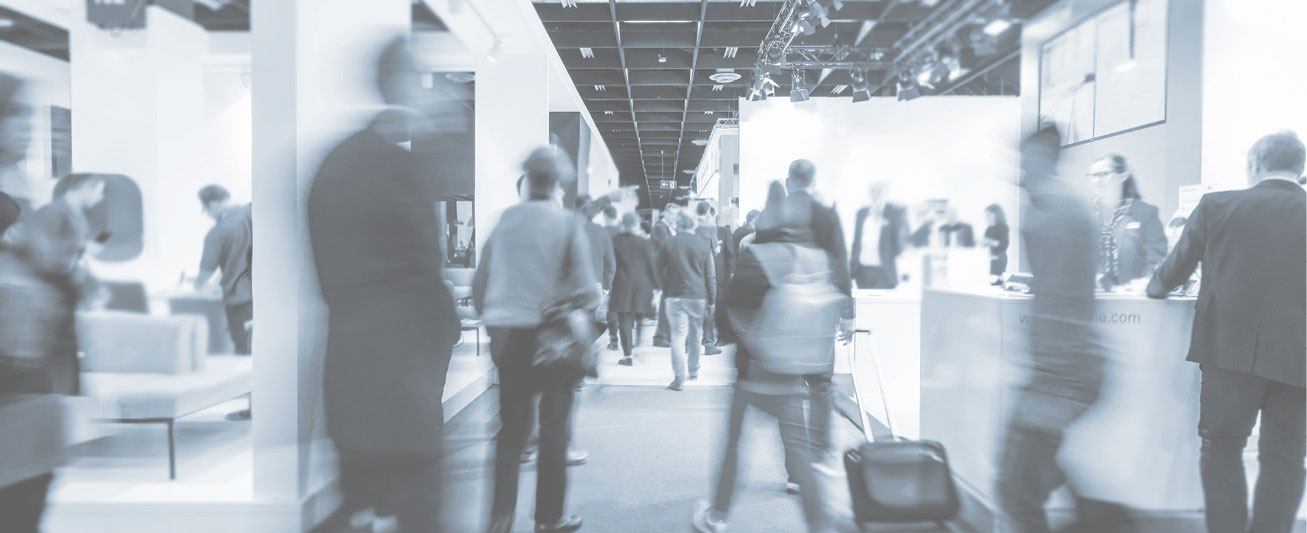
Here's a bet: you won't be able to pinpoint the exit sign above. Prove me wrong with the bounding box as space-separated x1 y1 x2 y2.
87 0 147 29
659 180 675 189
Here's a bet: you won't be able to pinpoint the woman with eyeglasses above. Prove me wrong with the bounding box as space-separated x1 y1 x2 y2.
1086 154 1167 289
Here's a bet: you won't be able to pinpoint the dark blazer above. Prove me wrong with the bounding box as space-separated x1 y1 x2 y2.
1110 199 1168 282
610 233 658 314
656 233 716 304
849 203 908 284
583 219 616 290
307 119 459 460
1148 179 1306 387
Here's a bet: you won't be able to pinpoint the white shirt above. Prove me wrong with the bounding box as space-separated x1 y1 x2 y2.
859 208 884 267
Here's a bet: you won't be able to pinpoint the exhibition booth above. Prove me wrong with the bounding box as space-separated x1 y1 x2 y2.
731 0 1306 529
0 0 1304 530
0 0 620 530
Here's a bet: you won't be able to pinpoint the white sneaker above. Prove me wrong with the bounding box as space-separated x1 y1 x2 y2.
693 500 728 533
372 515 399 533
349 509 377 530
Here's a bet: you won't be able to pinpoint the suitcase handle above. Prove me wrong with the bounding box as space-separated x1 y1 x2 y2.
845 328 897 441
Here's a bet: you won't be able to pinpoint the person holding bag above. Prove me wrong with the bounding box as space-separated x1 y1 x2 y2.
473 147 599 533
694 181 849 533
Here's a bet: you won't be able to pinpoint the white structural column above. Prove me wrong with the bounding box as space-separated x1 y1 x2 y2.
474 53 550 251
69 4 207 286
250 0 409 510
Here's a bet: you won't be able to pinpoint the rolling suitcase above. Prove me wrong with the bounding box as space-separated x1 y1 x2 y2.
843 329 960 526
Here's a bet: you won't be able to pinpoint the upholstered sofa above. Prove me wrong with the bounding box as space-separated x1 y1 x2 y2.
76 311 252 479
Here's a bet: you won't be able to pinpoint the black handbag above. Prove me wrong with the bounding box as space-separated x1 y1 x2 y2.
843 329 961 525
533 294 601 378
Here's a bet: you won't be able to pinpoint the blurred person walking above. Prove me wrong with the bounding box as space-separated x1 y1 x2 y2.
997 126 1132 533
651 202 680 347
27 172 107 396
194 185 253 356
776 159 853 489
694 181 846 533
609 212 658 366
0 81 69 532
656 212 715 391
849 181 908 289
1148 131 1307 533
0 73 32 210
693 202 724 355
573 196 616 351
1088 154 1167 289
307 37 460 533
473 148 598 533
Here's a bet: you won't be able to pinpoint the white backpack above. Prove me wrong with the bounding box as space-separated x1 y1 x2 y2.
742 243 843 375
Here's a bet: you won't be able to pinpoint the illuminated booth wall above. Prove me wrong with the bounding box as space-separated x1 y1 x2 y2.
739 97 1022 270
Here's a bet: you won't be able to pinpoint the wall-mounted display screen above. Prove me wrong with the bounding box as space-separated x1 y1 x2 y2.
1038 0 1168 146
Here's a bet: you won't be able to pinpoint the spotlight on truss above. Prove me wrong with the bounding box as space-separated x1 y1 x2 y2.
790 70 810 102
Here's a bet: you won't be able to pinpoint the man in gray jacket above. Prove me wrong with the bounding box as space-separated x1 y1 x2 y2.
656 212 715 391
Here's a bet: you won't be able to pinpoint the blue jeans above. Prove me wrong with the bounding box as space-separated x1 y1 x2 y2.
665 298 705 381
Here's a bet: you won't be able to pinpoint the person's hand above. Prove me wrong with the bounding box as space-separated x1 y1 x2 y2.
839 318 855 343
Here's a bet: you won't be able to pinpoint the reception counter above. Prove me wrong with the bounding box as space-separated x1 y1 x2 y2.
920 287 1212 528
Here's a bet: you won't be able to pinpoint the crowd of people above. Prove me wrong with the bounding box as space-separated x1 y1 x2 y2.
0 34 1304 533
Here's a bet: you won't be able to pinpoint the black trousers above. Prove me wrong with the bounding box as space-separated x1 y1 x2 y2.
488 327 577 529
616 312 643 356
653 294 669 344
1199 366 1306 533
225 301 254 355
853 264 896 289
336 454 443 532
0 473 53 533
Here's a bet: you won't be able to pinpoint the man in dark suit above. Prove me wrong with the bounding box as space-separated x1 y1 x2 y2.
731 210 760 253
849 181 908 289
307 37 459 533
1148 131 1307 533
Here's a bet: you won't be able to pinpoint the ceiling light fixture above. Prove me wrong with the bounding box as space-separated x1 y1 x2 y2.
704 111 714 115
657 52 668 63
831 84 848 95
579 47 594 59
723 46 739 58
560 0 579 8
739 0 758 7
796 16 817 36
604 111 615 115
0 18 15 30
983 19 1012 37
594 84 607 91
708 70 742 83
790 70 810 102
712 85 725 92
850 69 872 102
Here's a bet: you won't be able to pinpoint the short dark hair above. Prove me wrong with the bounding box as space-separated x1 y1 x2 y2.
788 159 816 187
1249 131 1306 175
198 184 231 207
53 173 105 199
574 195 591 211
523 147 572 200
984 204 1006 226
603 205 618 219
695 201 711 217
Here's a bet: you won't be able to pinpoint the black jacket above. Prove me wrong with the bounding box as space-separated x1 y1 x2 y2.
1148 179 1306 387
610 233 658 314
307 119 458 459
656 233 716 305
849 203 908 285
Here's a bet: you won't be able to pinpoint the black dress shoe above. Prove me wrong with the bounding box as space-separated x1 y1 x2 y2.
536 515 582 532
